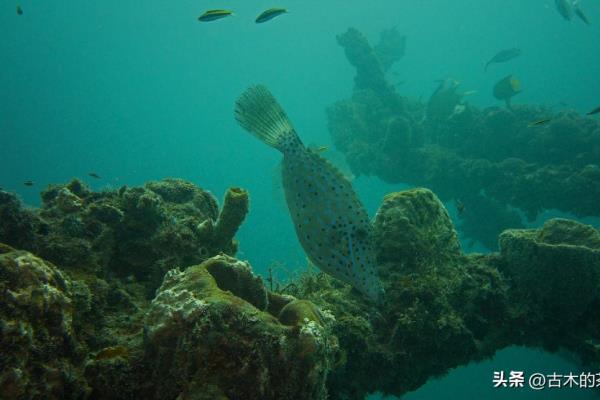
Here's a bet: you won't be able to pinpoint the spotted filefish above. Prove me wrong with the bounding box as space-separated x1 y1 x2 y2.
234 85 384 303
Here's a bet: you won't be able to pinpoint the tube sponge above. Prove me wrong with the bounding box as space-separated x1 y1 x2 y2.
212 187 249 253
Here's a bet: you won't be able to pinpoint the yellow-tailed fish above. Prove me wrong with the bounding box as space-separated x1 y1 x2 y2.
255 8 288 24
493 74 521 108
198 10 233 22
235 85 384 304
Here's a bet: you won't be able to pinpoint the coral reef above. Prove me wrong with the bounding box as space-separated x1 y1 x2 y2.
0 246 88 399
286 189 600 400
198 187 250 256
374 188 461 266
288 188 510 399
0 178 247 293
327 27 600 249
2 182 600 399
204 254 268 311
144 257 338 400
499 219 600 332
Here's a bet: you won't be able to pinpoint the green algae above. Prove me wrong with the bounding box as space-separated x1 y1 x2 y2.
2 181 600 399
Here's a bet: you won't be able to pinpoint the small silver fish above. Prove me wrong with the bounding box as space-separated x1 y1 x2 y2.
235 85 384 303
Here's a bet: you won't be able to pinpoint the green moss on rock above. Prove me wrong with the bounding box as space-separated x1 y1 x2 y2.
143 257 338 400
374 188 461 267
499 219 600 325
0 249 87 399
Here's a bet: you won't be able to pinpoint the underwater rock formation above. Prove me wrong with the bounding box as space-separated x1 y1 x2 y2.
144 257 338 400
0 246 87 399
2 183 600 399
204 254 268 311
373 27 406 73
374 188 461 266
287 188 510 399
327 27 600 249
0 178 248 293
499 218 600 327
336 28 404 112
283 189 600 400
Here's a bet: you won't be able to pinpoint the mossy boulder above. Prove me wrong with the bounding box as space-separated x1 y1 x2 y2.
0 190 42 252
0 248 87 399
0 179 249 294
374 187 461 267
499 218 600 324
143 256 338 400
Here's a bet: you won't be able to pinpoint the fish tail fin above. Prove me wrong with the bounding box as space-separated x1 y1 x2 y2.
235 85 301 152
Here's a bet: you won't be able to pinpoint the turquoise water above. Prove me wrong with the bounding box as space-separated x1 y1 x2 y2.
2 1 600 398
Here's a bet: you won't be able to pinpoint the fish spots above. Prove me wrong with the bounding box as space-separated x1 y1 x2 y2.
281 143 382 300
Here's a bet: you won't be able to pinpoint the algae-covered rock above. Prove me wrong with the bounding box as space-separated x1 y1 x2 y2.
373 26 406 73
5 173 600 400
0 249 87 399
374 188 461 267
279 299 325 327
144 256 338 400
0 190 42 253
536 218 600 248
146 178 201 204
204 254 268 311
0 179 250 294
499 218 600 323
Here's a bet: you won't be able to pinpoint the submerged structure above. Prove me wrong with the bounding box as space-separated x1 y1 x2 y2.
327 27 600 249
2 180 600 399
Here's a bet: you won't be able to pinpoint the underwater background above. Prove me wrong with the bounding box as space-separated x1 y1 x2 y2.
2 0 600 398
